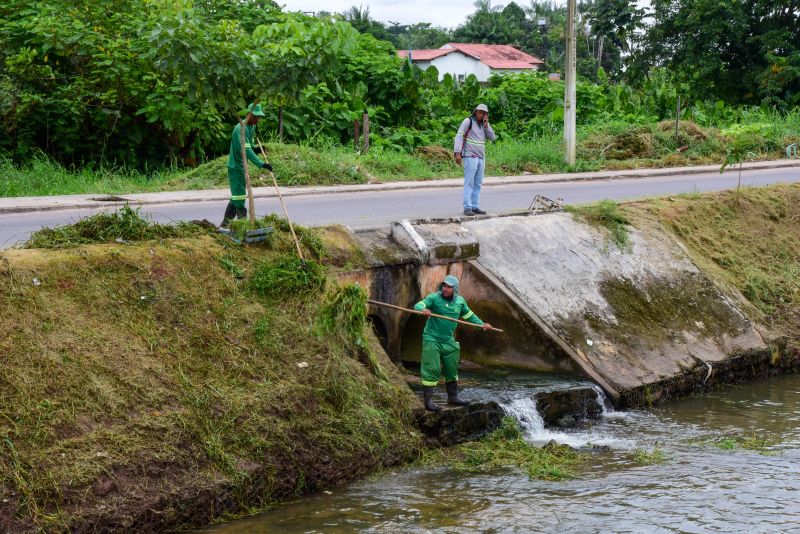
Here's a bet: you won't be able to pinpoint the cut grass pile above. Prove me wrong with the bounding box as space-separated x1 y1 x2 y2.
633 446 669 465
711 432 780 453
229 214 325 258
0 214 422 531
316 283 386 381
248 256 326 298
424 418 586 481
23 205 203 249
692 432 780 454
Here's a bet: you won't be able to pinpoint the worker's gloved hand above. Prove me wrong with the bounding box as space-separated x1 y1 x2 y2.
422 309 432 317
261 162 273 171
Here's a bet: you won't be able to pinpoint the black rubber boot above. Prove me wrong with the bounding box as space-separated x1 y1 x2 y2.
446 381 470 406
220 202 237 228
423 386 442 412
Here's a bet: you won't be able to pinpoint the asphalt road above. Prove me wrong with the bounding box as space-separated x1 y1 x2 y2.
2 166 799 248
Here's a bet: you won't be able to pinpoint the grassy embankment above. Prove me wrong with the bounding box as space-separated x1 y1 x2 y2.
0 211 421 531
2 117 798 197
3 181 800 529
624 183 800 340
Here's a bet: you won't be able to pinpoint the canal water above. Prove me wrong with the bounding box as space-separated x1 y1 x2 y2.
202 371 800 533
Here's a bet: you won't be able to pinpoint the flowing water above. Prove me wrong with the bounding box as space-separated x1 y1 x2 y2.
202 372 800 533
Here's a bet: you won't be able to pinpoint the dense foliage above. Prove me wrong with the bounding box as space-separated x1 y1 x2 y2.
629 0 800 107
0 0 798 172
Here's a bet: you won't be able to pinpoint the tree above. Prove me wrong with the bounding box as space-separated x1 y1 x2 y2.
453 1 531 48
390 23 452 50
628 0 800 105
342 5 394 43
0 0 357 167
587 0 643 77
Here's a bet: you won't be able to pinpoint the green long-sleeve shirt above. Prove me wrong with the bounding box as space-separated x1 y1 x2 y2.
414 292 483 342
227 123 265 171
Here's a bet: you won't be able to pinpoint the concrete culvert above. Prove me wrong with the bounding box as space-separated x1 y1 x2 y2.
369 314 389 351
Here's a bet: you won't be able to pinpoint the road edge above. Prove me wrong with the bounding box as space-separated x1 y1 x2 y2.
2 159 799 215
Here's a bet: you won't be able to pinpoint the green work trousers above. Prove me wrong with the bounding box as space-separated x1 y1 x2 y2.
228 167 247 208
420 338 460 387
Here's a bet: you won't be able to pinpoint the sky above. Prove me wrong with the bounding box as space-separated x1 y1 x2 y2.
279 1 650 30
280 0 522 28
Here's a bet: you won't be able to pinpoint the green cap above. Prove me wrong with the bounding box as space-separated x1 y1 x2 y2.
248 103 265 117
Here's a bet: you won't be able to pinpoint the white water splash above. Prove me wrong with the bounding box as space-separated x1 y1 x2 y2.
589 384 630 420
500 396 635 449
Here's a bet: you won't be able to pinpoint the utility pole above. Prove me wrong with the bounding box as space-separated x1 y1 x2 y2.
563 0 577 165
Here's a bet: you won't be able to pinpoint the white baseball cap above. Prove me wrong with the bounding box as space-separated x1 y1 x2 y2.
475 103 489 112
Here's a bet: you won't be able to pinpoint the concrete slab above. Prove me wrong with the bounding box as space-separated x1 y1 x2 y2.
463 213 766 399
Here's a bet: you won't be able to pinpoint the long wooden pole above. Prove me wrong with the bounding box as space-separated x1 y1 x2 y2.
367 299 504 333
240 117 257 226
255 137 304 261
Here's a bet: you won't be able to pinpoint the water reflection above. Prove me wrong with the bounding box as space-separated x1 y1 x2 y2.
202 374 800 533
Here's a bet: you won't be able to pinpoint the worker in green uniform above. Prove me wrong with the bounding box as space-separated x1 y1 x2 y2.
414 275 492 412
221 103 273 228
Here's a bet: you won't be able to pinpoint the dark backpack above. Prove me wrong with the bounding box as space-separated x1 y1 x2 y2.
460 116 475 157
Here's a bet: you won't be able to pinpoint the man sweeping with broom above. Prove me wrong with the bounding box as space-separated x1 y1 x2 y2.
414 275 493 412
221 103 273 228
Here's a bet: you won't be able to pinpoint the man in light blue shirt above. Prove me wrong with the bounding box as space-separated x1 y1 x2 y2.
453 103 496 216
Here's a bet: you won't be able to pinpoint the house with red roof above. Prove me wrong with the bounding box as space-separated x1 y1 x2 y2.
398 43 545 82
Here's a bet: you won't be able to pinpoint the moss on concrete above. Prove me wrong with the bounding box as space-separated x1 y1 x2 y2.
588 272 747 349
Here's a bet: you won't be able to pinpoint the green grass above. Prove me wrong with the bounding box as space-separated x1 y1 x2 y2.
633 446 668 465
23 205 203 249
430 417 586 481
694 432 780 454
624 184 800 329
0 155 183 197
3 116 798 198
567 200 632 250
0 219 422 531
229 214 326 258
248 256 327 298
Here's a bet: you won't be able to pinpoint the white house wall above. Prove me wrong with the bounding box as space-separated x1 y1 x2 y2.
428 52 491 82
414 52 536 82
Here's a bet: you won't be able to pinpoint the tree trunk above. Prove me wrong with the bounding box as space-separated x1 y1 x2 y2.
362 113 370 154
278 107 284 143
596 36 604 70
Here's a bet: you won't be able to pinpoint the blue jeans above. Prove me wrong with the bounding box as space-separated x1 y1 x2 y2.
462 156 485 210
